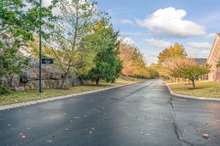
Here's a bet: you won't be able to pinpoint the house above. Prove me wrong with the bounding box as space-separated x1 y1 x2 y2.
192 58 207 65
207 33 220 82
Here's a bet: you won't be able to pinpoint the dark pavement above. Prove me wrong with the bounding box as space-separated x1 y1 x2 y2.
0 80 220 146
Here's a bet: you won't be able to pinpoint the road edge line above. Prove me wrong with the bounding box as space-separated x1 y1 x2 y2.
164 82 220 102
0 83 137 111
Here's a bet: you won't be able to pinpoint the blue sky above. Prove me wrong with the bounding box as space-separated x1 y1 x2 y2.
97 0 220 64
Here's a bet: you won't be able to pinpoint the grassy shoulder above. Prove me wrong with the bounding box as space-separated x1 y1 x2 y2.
169 81 220 98
0 77 142 106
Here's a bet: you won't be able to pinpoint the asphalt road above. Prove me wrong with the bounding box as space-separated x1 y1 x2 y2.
1 80 220 146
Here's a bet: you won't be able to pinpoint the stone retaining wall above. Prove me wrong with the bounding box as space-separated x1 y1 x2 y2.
1 60 82 90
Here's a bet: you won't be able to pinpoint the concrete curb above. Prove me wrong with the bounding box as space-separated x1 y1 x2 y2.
165 82 220 102
0 83 135 111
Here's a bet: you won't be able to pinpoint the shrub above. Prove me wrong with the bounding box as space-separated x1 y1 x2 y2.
0 86 11 95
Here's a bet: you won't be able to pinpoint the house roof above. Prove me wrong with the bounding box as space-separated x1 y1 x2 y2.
190 58 207 65
207 33 220 64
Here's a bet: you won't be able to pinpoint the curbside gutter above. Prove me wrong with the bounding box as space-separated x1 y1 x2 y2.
165 82 220 102
0 83 136 111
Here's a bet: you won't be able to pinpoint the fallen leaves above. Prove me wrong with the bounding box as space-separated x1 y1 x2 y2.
202 133 209 139
19 132 27 139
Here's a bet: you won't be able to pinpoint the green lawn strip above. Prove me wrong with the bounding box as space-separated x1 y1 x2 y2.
0 78 139 106
0 85 110 106
169 81 220 98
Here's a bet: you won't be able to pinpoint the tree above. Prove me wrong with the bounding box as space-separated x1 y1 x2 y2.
0 0 55 49
0 0 55 89
1 0 33 47
158 43 187 63
165 58 210 88
179 63 210 89
118 42 136 76
146 64 159 79
46 0 99 88
119 41 149 78
131 48 149 78
86 19 122 85
162 57 184 80
0 48 28 88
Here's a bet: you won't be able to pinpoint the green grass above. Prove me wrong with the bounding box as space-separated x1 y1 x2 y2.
0 77 141 106
0 85 109 105
169 81 220 98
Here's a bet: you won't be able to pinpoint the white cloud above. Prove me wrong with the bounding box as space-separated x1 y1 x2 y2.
119 37 136 46
145 38 171 48
119 19 133 25
136 7 206 37
42 0 52 7
120 32 149 37
187 42 211 49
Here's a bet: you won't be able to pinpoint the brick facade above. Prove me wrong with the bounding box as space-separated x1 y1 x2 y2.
207 33 220 82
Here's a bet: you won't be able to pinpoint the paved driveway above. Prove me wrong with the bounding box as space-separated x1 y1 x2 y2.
0 80 220 146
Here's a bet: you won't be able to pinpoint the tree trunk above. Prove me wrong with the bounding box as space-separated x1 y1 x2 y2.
6 75 14 89
9 76 13 88
61 73 68 89
96 77 100 86
78 76 84 85
191 79 196 89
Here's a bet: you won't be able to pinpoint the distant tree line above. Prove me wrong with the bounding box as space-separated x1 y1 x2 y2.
119 41 159 79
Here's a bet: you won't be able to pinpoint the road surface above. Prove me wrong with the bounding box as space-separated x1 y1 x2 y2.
0 80 220 146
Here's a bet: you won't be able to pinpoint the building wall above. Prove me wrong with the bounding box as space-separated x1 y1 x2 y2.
216 68 220 82
207 34 220 82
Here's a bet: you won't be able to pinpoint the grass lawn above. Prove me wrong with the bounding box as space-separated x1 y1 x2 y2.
0 77 142 106
169 81 220 98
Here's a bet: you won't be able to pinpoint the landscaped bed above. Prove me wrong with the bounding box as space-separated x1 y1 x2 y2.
169 81 220 98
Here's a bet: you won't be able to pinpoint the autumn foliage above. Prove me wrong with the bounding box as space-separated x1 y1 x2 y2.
119 41 158 78
158 43 210 88
163 58 210 88
158 43 187 64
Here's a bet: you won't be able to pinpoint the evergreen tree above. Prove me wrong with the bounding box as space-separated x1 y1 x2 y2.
86 19 122 85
